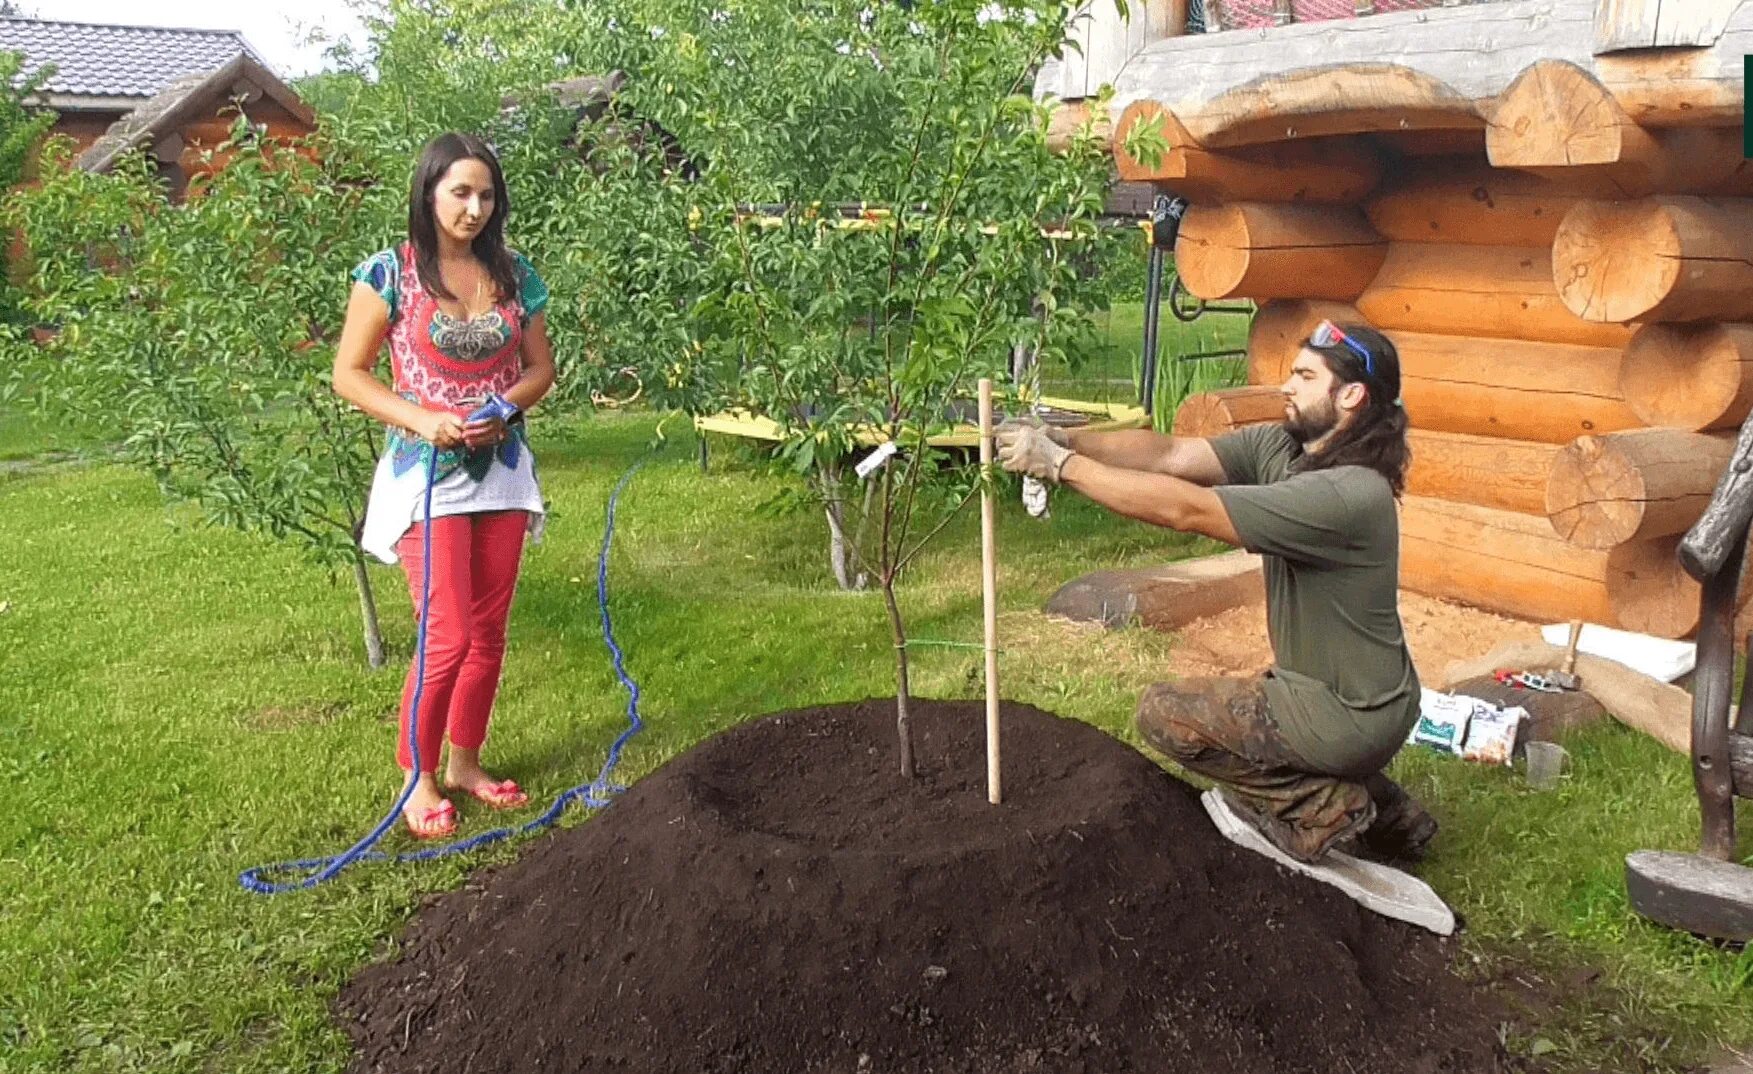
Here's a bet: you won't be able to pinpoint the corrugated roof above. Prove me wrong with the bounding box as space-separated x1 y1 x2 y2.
0 16 273 99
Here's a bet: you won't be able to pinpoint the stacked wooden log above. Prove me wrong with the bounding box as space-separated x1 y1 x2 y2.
1130 31 1753 636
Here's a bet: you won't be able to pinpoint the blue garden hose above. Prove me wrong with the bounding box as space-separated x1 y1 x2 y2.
239 435 655 894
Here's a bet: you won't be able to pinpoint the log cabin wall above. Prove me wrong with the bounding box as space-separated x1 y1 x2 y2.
1102 0 1753 637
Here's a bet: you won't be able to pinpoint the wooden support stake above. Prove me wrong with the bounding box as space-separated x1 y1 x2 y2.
978 379 1001 805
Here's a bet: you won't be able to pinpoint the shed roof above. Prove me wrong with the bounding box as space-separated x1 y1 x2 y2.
75 52 315 174
0 16 271 103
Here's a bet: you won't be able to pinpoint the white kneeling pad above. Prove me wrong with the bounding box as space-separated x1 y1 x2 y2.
1201 788 1457 936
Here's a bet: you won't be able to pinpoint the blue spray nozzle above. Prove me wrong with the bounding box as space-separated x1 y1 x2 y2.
467 394 520 425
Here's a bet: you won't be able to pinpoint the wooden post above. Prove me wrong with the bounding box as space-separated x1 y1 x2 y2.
978 379 1001 805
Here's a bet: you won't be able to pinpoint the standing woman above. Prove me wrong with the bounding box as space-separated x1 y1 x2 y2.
332 132 556 839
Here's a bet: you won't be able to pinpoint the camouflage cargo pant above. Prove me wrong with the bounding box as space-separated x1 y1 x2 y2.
1136 676 1435 863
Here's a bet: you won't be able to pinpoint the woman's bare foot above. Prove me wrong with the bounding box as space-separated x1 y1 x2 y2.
401 771 456 838
444 748 529 809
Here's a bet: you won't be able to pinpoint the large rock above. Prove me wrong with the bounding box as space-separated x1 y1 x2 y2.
1044 550 1264 629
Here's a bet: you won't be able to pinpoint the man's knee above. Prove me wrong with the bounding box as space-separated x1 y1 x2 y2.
1135 682 1217 762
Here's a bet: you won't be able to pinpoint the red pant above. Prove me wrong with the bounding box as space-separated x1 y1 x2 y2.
395 510 529 772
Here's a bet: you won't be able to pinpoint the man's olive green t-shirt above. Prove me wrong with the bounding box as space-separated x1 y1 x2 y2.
1209 424 1420 776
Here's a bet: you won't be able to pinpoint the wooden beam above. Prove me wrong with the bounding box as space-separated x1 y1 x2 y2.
1356 243 1634 349
1169 386 1285 436
1594 0 1742 52
1041 0 1164 101
1406 430 1559 517
1045 99 1113 155
1101 0 1753 150
1545 429 1736 549
1607 535 1722 639
1114 101 1383 202
1164 376 1562 516
1380 331 1640 445
1368 129 1489 158
1244 304 1639 445
1553 197 1753 324
1163 64 1486 150
1487 60 1745 195
1244 299 1362 383
1441 640 1692 754
1174 203 1385 301
1400 495 1617 626
1364 160 1585 247
1621 323 1753 433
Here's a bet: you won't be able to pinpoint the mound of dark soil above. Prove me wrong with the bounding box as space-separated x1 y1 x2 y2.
338 699 1507 1074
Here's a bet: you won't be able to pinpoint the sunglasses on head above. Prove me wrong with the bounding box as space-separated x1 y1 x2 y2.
1309 320 1375 377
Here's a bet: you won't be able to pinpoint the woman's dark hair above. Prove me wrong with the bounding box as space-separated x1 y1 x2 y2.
408 132 519 306
1293 322 1411 497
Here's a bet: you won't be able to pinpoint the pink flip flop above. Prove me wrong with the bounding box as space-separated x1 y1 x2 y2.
447 778 529 810
404 798 457 840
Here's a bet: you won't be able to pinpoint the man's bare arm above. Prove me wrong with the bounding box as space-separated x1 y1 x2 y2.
1063 427 1229 486
1058 454 1241 545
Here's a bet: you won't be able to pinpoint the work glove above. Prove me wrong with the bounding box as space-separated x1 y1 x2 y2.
997 423 1074 485
995 415 1071 447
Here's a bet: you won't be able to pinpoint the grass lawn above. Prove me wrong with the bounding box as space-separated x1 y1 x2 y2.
0 405 111 463
1 410 1749 1074
1044 298 1254 424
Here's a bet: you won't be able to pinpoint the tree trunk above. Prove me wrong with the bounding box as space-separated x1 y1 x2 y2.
882 577 915 779
352 550 386 669
1545 429 1736 549
822 465 867 591
1621 322 1753 432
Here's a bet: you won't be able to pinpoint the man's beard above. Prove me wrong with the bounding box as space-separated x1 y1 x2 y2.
1284 393 1339 444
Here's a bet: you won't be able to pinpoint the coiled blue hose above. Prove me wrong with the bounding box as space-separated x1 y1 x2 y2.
239 444 652 894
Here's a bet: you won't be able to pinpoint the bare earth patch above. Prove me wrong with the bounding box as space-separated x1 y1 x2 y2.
241 700 352 732
1161 592 1535 683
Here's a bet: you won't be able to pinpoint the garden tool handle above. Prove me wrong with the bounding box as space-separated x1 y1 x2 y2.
1562 620 1582 677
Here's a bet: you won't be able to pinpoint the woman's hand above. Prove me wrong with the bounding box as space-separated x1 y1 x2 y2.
462 416 507 450
418 410 466 449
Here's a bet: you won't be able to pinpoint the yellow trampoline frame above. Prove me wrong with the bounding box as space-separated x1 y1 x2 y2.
693 394 1147 450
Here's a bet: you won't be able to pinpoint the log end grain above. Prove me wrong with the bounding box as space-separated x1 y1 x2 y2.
1622 323 1753 432
1552 199 1682 324
1546 434 1646 549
